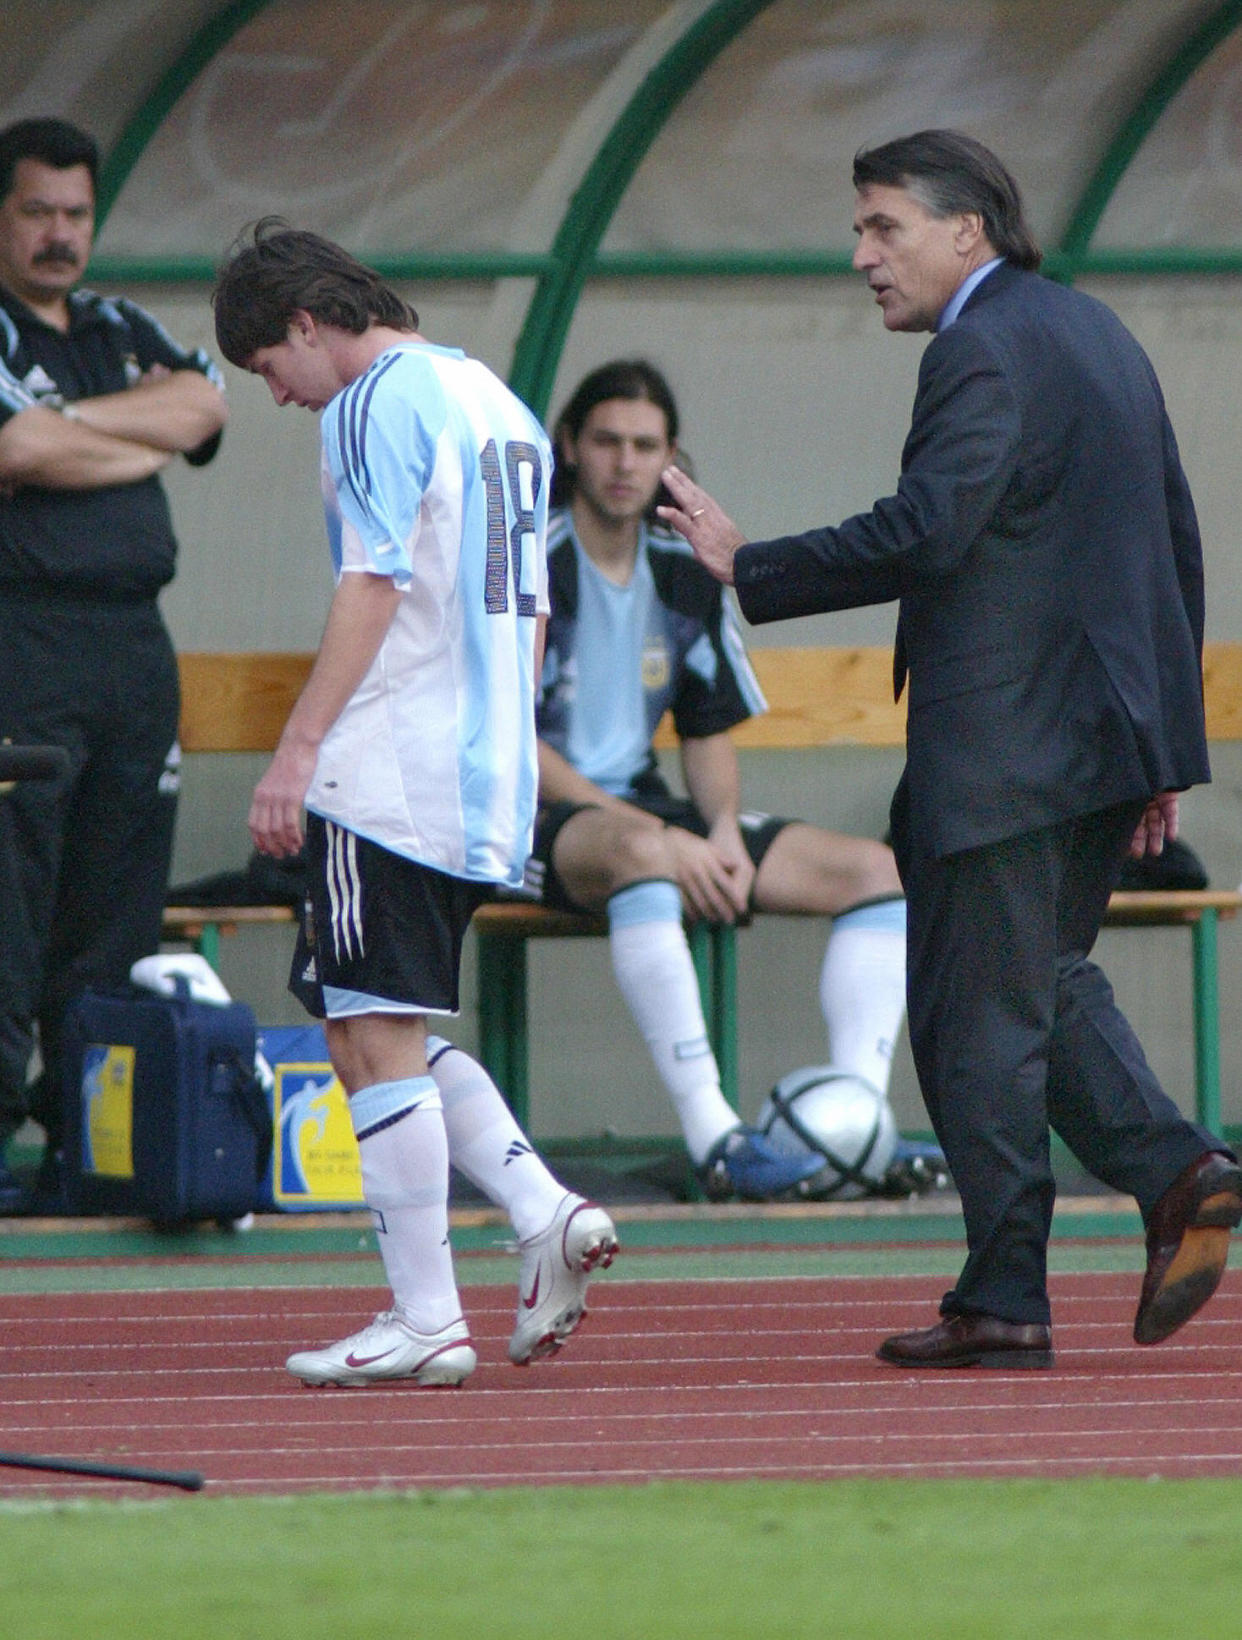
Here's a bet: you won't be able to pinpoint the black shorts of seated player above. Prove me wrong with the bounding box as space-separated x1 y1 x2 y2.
529 773 786 915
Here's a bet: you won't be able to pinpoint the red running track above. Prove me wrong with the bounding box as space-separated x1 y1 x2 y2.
2 1271 1241 1498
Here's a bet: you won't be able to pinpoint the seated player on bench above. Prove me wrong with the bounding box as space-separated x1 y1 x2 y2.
528 358 927 1201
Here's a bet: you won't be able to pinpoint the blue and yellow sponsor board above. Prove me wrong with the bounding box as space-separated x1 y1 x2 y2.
258 1026 364 1209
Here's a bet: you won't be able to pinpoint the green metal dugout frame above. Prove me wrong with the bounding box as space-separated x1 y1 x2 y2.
1193 908 1224 1136
94 0 277 226
473 914 737 1200
472 897 1230 1143
1057 0 1242 261
83 243 1242 288
506 0 778 415
474 917 738 1132
86 0 1242 410
1096 892 1242 1139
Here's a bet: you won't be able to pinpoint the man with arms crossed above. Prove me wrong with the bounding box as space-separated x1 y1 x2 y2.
0 117 227 1209
535 359 911 1201
663 130 1241 1367
213 221 616 1386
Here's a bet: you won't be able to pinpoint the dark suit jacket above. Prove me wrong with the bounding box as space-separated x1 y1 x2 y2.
734 262 1210 858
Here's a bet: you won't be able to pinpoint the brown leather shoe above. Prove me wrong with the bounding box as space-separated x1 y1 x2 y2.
876 1313 1054 1369
1134 1151 1242 1346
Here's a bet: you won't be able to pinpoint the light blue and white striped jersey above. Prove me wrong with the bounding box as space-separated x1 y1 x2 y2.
538 511 766 797
307 342 551 886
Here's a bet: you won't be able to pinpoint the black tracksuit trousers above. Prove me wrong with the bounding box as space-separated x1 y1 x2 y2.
0 597 179 1150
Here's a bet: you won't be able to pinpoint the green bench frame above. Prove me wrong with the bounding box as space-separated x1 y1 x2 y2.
167 885 1240 1141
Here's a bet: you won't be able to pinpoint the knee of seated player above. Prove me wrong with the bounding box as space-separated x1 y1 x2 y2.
754 825 902 916
610 819 679 887
554 808 676 904
326 1011 429 1095
847 836 903 903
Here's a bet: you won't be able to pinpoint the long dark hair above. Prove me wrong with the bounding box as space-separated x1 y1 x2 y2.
550 358 680 510
853 129 1042 271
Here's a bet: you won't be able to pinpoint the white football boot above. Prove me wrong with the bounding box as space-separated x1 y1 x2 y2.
509 1194 619 1365
286 1311 476 1387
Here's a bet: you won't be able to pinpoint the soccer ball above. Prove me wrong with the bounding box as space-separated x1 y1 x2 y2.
756 1066 898 1200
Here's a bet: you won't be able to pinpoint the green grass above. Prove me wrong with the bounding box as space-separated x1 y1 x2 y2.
2 1477 1239 1638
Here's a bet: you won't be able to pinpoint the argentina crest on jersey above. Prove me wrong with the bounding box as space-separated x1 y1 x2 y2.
641 633 671 692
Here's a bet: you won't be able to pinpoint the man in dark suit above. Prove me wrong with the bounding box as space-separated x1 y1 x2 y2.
660 129 1242 1369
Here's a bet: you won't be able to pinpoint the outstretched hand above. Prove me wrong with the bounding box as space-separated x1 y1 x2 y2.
657 465 747 586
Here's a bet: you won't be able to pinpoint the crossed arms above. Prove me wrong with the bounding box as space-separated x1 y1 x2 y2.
0 366 226 489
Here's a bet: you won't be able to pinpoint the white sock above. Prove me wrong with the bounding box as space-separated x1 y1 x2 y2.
608 881 738 1164
818 898 907 1095
427 1036 566 1242
350 1076 461 1334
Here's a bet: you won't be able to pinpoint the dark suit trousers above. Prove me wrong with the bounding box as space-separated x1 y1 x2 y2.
892 794 1217 1325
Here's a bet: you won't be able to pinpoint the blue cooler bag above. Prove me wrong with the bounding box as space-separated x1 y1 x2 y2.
63 981 271 1224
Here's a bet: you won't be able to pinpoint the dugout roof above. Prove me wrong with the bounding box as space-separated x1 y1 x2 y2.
4 0 1242 412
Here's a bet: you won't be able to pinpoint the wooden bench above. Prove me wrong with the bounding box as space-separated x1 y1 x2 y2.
163 650 316 964
166 647 1242 1136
